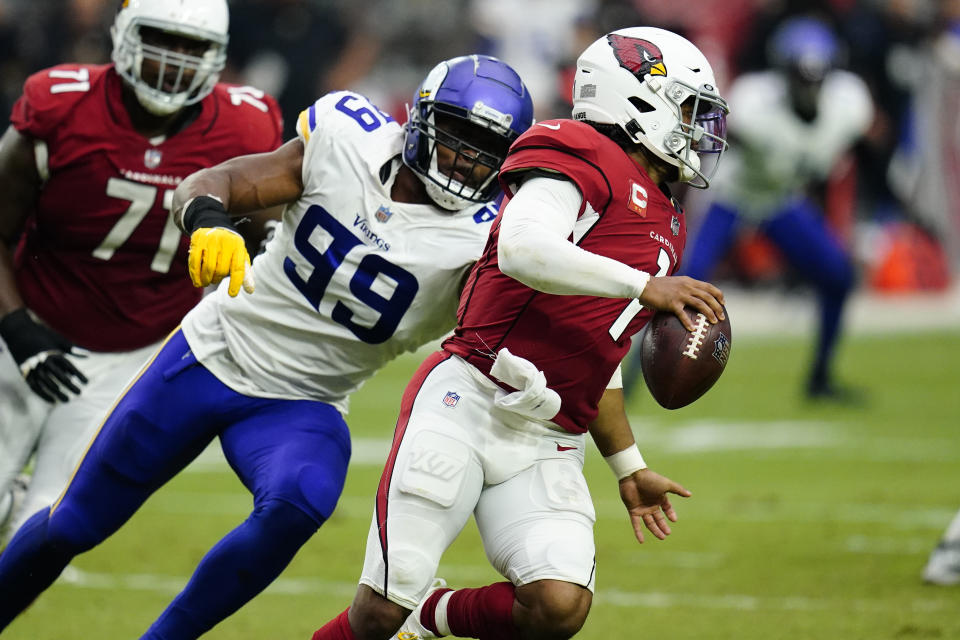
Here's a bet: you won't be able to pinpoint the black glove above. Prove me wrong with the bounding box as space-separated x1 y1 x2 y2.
0 308 88 403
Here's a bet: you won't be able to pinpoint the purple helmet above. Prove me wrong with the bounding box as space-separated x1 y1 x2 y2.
403 55 534 210
768 17 841 82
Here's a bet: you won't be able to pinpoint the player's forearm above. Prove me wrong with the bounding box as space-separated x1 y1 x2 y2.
0 245 26 317
588 388 636 457
173 166 234 215
498 177 649 299
173 138 305 221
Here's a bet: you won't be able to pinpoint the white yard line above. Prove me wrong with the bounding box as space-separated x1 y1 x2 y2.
186 419 958 472
55 566 952 613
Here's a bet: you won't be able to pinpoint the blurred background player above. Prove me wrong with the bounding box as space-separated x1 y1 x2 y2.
923 508 960 586
310 26 728 640
0 54 534 639
660 16 873 401
0 0 282 543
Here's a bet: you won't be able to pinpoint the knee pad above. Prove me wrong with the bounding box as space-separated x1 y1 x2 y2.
267 461 349 524
380 538 441 603
252 498 320 543
96 409 176 486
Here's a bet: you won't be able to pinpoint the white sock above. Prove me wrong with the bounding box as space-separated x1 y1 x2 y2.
433 590 454 636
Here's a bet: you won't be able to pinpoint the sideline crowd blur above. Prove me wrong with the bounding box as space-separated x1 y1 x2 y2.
1 0 957 292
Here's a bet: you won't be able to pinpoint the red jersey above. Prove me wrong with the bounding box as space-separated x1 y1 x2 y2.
9 64 283 351
443 120 687 433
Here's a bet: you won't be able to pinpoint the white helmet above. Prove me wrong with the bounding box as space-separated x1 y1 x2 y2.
572 27 728 188
111 0 229 116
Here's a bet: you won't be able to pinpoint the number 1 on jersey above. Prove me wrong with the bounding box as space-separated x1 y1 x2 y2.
608 247 671 341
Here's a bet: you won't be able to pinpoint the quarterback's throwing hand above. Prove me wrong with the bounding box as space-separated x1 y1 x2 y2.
618 468 692 544
188 227 255 296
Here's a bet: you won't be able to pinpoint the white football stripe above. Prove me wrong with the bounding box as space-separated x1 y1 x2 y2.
55 566 953 613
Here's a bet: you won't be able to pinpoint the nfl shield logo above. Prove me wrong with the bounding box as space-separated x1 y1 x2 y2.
144 148 162 169
375 206 393 223
442 391 460 408
713 333 730 366
671 215 680 236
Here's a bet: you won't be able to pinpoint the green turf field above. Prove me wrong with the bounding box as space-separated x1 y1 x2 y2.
4 329 959 640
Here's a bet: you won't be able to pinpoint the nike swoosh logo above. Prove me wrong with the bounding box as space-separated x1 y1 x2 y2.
538 122 561 130
556 443 577 452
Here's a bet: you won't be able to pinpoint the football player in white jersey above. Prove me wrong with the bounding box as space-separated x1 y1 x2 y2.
0 54 534 640
673 16 874 401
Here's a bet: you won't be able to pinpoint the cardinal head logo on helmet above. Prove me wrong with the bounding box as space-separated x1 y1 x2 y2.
607 34 667 80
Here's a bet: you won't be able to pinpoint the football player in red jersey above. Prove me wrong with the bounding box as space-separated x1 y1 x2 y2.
310 27 729 640
0 0 282 544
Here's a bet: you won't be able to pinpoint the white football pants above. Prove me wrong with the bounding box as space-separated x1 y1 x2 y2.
0 340 158 543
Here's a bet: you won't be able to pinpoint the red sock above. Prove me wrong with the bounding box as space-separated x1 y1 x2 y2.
312 609 355 640
445 582 519 640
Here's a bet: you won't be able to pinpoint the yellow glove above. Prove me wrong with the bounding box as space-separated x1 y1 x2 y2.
187 227 256 297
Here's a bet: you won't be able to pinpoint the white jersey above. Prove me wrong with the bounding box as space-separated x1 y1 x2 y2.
710 69 873 218
182 91 497 413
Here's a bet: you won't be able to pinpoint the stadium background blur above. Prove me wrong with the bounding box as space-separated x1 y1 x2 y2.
1 1 959 639
3 0 960 294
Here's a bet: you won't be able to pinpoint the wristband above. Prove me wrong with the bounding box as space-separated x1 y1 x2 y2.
604 445 647 480
633 270 651 299
177 194 230 233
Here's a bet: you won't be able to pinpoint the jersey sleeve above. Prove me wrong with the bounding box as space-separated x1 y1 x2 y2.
295 91 355 148
10 64 96 140
294 90 399 193
295 92 347 191
213 84 284 153
499 121 613 218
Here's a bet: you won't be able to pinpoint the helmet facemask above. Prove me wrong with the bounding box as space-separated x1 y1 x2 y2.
650 79 728 187
410 102 515 210
403 55 535 211
111 2 229 117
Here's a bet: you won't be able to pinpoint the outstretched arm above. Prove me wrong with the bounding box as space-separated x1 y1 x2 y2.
589 387 692 543
172 137 305 217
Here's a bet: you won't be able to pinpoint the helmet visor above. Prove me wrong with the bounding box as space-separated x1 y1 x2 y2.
692 105 727 153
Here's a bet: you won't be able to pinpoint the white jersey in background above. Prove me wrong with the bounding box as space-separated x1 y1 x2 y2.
711 69 873 218
182 91 497 412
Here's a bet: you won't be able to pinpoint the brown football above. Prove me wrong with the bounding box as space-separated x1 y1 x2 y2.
639 305 732 409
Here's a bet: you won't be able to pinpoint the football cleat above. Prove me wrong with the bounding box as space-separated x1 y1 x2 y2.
922 541 960 586
395 578 450 639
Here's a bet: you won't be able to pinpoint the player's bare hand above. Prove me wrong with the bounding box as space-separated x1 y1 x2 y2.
618 468 692 544
639 275 725 331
